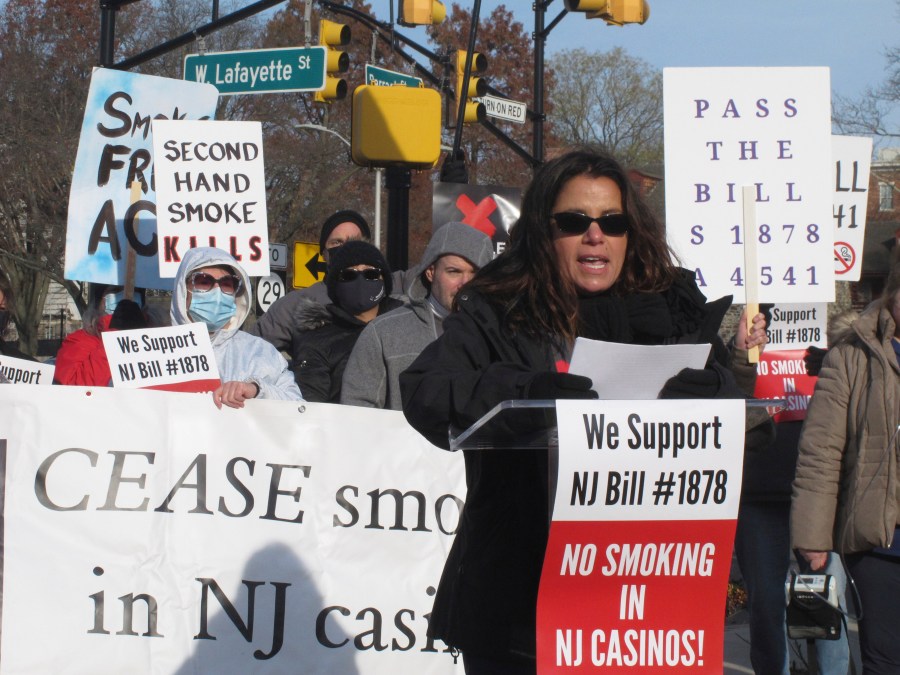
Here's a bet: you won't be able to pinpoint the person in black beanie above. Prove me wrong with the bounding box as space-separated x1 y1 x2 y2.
318 210 371 252
248 209 372 352
288 241 403 402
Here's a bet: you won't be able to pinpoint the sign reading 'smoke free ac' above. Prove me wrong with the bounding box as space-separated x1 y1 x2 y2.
64 69 218 289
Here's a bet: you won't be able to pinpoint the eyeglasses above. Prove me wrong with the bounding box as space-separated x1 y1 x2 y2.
189 271 242 296
552 212 629 237
337 268 383 282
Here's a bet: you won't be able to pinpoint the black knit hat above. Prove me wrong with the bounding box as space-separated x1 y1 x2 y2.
319 210 371 251
326 241 392 303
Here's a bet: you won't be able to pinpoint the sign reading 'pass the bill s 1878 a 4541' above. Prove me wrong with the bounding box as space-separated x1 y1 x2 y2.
664 67 834 304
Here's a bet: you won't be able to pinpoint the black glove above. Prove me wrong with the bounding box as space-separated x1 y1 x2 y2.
526 372 598 400
439 149 469 184
804 345 828 377
109 299 147 331
659 367 724 399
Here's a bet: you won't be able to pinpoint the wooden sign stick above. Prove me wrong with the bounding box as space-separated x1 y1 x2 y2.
124 181 141 301
742 185 760 364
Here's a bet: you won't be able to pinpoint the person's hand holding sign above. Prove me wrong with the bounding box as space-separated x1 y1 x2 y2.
213 380 259 409
736 309 768 353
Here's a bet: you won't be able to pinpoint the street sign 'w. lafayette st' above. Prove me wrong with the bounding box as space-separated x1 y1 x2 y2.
184 47 327 96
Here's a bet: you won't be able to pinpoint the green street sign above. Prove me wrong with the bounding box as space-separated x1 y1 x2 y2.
364 64 424 88
184 47 327 96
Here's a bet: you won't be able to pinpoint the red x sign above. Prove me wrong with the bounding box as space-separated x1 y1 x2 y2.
456 194 497 238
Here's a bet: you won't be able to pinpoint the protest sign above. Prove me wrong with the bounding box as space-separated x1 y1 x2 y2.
0 386 465 674
664 67 834 304
764 302 827 351
102 323 220 392
0 355 54 385
832 135 873 281
754 349 817 423
432 183 521 256
65 68 218 289
153 120 270 278
537 399 745 672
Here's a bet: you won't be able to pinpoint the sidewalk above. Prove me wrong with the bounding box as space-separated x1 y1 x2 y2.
724 611 861 674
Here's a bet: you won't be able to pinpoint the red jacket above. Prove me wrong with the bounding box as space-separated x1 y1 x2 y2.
54 315 114 386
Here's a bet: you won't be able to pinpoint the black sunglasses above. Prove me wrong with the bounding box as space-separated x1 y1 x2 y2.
189 271 242 296
552 212 629 237
337 268 383 282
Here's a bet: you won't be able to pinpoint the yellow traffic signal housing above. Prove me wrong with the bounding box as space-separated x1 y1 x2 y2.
564 0 650 24
316 18 350 103
398 0 446 26
455 49 487 124
350 85 441 169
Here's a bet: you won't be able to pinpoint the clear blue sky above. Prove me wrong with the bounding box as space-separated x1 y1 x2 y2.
373 0 898 106
489 0 898 103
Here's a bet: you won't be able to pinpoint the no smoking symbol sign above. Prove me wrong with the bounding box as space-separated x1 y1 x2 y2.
834 241 855 275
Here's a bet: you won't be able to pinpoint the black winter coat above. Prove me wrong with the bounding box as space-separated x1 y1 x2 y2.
400 284 763 661
401 290 556 661
290 297 402 402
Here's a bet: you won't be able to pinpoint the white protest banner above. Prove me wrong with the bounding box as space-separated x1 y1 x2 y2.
0 386 465 674
664 67 834 303
153 120 269 278
102 323 220 392
537 399 745 672
65 69 218 290
764 303 827 351
0 355 54 385
832 135 873 281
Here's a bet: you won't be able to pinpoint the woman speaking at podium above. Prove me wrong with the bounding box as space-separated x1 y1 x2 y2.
401 148 765 674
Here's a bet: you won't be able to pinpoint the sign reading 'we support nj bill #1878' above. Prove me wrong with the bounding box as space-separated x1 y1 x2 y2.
184 47 327 95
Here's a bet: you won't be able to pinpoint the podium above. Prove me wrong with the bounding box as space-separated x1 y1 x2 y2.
447 397 783 673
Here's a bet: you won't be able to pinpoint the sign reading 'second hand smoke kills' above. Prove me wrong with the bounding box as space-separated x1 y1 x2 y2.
64 69 218 289
153 120 269 278
664 67 834 304
537 399 745 672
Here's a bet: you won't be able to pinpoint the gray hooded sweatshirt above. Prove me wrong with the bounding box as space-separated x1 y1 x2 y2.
170 247 303 401
340 222 493 410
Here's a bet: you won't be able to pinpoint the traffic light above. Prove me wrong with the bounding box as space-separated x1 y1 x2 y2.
315 19 350 103
564 0 650 25
351 85 441 169
398 0 446 26
455 49 487 124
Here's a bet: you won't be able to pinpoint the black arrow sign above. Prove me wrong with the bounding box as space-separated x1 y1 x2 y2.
306 253 328 281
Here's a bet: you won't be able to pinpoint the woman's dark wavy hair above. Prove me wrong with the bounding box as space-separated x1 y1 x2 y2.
465 147 680 343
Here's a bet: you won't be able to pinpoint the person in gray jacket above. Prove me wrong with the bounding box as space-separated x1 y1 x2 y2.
340 222 493 410
171 246 303 408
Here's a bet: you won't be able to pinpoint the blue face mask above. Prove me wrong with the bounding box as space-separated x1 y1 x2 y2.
189 287 236 332
103 291 142 315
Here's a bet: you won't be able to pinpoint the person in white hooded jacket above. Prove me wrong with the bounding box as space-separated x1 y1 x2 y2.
171 247 303 408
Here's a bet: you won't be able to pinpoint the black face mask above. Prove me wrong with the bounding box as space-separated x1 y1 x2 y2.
335 277 385 315
0 310 9 336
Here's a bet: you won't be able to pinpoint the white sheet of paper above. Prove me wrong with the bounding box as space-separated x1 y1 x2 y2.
569 337 712 400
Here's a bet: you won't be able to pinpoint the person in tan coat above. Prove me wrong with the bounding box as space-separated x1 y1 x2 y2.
792 266 900 674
